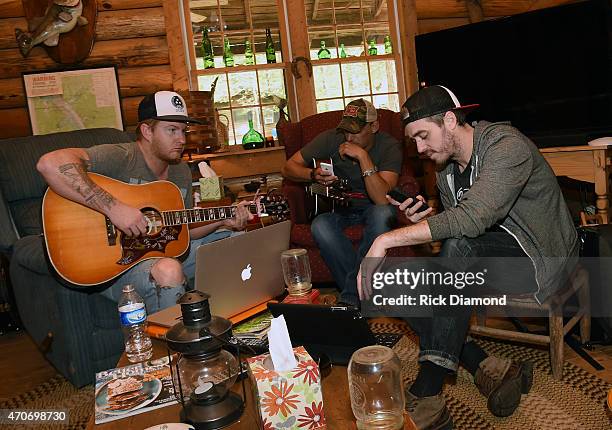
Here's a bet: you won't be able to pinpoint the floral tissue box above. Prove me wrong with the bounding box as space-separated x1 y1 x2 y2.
247 346 326 429
199 176 224 201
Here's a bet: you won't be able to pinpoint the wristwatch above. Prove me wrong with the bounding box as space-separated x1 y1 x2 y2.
361 166 378 177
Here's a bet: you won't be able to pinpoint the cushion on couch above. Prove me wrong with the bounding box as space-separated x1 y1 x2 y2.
0 128 134 253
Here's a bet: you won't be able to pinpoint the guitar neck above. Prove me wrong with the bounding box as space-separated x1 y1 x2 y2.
162 204 258 226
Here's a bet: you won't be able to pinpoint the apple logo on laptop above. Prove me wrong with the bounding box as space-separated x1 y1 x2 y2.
241 264 252 282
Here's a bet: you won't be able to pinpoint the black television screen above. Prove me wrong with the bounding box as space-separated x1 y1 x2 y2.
415 0 612 147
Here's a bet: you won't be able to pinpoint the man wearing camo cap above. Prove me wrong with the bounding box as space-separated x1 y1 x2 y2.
282 99 403 307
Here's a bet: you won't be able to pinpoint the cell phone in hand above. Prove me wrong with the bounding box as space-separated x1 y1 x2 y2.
387 188 430 213
319 162 334 176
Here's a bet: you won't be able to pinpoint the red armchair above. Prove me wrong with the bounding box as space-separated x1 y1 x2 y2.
278 109 420 283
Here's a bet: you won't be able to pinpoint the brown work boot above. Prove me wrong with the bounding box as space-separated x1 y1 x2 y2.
474 356 533 417
405 390 453 430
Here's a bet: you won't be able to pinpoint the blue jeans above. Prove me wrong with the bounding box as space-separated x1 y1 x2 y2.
404 231 537 371
100 229 234 314
311 203 396 305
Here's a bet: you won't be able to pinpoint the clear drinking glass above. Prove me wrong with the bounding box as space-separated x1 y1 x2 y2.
348 345 405 430
280 249 312 296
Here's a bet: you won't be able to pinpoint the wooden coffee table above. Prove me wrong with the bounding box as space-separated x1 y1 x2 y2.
86 340 361 429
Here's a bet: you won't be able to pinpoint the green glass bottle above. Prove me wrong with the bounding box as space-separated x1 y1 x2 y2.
368 38 378 56
265 29 276 64
317 40 331 59
202 27 214 69
223 37 234 67
244 39 254 65
384 35 392 54
340 43 347 58
242 118 265 149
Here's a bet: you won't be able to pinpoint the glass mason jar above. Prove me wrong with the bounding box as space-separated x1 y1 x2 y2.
280 249 312 296
348 345 405 429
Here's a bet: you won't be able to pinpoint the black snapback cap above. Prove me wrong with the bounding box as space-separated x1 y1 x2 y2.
401 85 479 125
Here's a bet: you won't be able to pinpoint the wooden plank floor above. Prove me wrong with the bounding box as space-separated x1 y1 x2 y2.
1 320 611 402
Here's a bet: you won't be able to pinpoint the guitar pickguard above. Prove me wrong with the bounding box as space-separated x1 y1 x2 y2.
116 225 183 265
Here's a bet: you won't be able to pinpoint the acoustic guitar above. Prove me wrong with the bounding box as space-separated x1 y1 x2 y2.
42 173 288 287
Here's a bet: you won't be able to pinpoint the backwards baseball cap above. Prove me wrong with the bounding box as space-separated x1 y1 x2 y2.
138 91 202 124
401 85 479 125
337 98 378 134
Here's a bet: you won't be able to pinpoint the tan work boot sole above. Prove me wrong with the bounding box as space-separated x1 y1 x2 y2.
487 361 533 417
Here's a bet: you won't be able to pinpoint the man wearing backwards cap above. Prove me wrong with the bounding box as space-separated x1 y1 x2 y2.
358 86 578 429
37 91 252 313
281 99 403 307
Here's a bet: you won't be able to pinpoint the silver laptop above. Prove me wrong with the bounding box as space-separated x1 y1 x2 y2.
149 220 291 327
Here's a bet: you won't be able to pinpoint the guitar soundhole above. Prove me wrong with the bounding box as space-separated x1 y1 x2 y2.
142 208 163 235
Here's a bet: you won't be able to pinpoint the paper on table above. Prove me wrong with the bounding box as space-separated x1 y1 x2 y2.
198 162 217 177
268 315 298 371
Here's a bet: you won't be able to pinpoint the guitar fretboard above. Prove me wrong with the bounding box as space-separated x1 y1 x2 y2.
162 204 258 226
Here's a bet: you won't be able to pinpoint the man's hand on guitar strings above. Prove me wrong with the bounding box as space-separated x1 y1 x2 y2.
224 200 253 230
109 201 148 237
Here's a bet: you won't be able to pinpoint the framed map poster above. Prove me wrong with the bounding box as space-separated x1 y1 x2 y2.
23 66 124 135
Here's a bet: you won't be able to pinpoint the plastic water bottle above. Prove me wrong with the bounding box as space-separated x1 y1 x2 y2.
118 285 153 363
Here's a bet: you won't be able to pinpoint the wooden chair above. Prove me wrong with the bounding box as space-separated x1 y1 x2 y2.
469 265 590 380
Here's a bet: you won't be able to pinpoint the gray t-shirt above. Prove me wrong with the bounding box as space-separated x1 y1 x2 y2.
85 142 193 208
300 129 402 200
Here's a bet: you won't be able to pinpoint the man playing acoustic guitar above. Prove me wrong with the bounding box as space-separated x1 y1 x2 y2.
281 99 403 307
37 91 252 314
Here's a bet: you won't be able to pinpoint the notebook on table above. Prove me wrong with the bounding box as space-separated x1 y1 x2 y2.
267 303 402 365
148 220 291 328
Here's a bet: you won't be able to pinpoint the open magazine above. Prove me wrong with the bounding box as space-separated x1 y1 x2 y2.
94 355 178 424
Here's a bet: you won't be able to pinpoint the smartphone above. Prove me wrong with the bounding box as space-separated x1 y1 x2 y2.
319 162 334 176
387 188 430 213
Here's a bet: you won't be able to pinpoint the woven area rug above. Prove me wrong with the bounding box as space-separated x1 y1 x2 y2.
0 375 93 430
2 319 611 429
371 320 612 430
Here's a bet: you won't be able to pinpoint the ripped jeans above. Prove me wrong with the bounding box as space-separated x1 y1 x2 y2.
100 229 235 314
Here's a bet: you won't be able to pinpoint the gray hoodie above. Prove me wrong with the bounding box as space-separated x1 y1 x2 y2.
427 121 579 303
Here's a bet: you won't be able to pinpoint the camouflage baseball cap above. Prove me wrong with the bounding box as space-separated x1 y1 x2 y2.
337 99 378 134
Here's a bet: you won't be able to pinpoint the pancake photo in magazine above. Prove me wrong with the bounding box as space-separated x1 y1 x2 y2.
94 356 177 424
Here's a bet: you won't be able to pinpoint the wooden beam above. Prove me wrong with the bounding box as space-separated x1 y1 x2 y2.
465 0 484 23
398 0 418 95
162 0 189 91
286 0 316 119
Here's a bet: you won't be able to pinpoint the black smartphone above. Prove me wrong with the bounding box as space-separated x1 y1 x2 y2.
387 188 430 213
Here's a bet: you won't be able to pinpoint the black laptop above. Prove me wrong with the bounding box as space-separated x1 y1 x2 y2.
266 303 401 365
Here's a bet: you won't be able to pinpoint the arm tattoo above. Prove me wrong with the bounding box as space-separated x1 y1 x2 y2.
58 162 116 212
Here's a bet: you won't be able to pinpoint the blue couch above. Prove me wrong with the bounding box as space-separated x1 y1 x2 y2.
0 128 135 387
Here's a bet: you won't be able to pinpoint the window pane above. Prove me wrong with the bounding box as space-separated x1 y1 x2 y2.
317 98 345 113
262 105 280 137
341 61 370 96
197 74 230 107
361 0 389 23
373 93 399 112
258 69 286 105
370 60 397 93
364 24 390 57
251 0 279 30
337 27 366 58
334 0 361 24
190 7 221 32
220 0 248 31
309 27 336 61
313 64 342 99
307 0 334 26
228 71 259 107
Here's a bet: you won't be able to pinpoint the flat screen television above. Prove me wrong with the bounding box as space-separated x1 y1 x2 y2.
414 0 612 147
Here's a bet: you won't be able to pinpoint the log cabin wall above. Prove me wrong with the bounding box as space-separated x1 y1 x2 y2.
0 0 178 139
0 0 577 139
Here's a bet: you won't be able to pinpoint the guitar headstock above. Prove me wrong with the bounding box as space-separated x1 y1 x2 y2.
258 194 290 219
